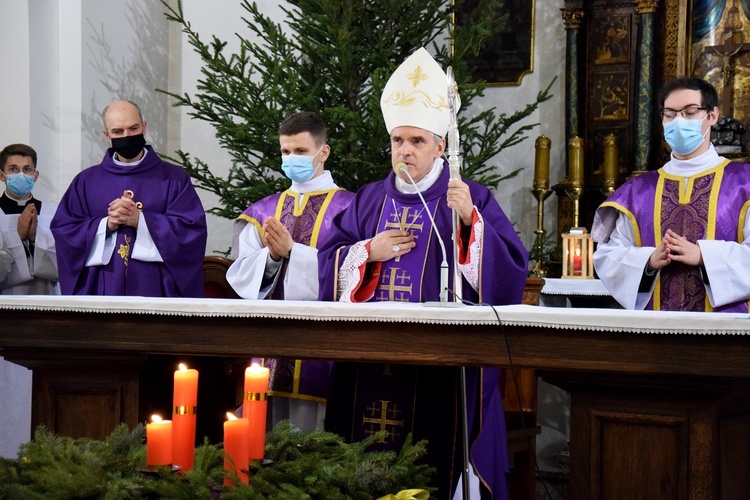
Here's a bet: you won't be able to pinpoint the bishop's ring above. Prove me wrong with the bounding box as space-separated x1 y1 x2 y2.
392 244 400 253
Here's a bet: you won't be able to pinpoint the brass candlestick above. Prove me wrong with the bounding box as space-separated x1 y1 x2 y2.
601 179 615 198
565 180 584 229
530 180 552 277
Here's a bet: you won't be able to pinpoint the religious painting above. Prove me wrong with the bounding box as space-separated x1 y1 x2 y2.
690 0 750 151
454 0 535 86
591 13 631 65
591 72 630 121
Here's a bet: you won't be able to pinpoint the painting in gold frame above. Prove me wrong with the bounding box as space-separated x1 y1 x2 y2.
453 0 535 86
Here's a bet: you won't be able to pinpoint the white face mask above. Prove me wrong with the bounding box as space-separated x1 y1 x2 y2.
5 172 35 197
280 145 324 183
663 116 708 156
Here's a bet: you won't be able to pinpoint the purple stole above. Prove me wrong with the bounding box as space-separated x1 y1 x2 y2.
241 187 354 402
601 160 750 313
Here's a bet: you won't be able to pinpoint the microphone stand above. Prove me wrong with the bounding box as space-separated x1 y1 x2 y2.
447 67 471 500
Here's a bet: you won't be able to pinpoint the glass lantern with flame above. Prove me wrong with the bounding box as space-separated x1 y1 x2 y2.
562 228 594 279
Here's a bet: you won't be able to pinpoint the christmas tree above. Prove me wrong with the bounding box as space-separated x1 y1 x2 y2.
160 0 552 220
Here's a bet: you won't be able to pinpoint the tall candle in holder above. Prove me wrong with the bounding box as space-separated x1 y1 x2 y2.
568 136 584 184
603 133 619 182
146 414 172 467
534 135 551 186
242 363 269 459
172 363 198 471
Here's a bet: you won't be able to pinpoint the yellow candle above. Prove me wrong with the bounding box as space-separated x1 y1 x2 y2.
603 133 619 182
568 136 584 183
146 414 172 467
534 136 551 184
242 363 269 460
224 413 250 486
172 363 198 471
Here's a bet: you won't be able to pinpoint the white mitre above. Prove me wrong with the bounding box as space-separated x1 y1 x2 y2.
381 47 450 138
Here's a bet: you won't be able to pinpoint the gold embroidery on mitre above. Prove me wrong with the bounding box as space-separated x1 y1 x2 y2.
381 90 448 111
407 65 428 87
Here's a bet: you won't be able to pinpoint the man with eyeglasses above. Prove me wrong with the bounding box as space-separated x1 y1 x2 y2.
0 143 58 295
592 76 750 313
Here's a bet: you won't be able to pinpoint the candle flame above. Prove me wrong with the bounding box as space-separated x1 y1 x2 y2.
151 414 163 423
575 247 581 257
226 412 238 421
179 363 188 371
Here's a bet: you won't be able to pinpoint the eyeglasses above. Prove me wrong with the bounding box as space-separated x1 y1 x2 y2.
660 105 707 121
4 165 36 175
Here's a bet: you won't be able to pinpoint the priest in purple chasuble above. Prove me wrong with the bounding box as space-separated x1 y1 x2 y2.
226 112 354 431
593 77 750 313
51 100 207 297
317 48 529 499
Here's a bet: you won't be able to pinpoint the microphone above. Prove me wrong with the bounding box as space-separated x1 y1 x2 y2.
397 163 461 307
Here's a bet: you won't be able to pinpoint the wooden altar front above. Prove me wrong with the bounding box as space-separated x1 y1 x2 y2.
1 297 749 499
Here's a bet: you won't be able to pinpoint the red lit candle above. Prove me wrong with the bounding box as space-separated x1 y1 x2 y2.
573 247 582 276
242 363 269 459
172 363 198 471
146 414 172 467
224 412 250 486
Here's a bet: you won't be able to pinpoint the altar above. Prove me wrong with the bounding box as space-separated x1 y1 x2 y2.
1 296 749 499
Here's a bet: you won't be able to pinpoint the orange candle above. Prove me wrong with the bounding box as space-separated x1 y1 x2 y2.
224 413 250 486
146 414 172 467
172 363 198 471
242 363 269 459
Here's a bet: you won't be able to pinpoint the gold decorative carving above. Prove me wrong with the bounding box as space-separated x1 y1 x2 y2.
561 8 585 30
635 0 660 15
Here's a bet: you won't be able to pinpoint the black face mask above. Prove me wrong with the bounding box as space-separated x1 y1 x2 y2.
111 134 146 160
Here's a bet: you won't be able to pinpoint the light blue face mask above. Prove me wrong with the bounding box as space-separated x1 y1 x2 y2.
5 172 35 198
663 116 708 156
281 145 324 183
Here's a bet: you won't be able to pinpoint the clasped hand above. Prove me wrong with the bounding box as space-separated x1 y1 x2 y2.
649 229 702 271
17 203 38 242
264 217 294 261
107 191 140 231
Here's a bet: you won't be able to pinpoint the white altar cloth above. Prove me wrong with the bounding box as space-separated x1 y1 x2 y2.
0 295 748 336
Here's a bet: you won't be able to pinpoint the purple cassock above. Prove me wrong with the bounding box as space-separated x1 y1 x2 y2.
239 187 355 402
51 146 207 297
317 163 529 499
597 161 750 313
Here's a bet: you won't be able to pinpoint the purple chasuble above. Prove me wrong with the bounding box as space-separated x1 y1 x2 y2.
51 146 207 297
240 187 354 402
597 161 750 313
318 163 528 499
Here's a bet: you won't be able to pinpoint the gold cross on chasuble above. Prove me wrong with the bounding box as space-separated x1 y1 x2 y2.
362 400 405 443
377 267 412 301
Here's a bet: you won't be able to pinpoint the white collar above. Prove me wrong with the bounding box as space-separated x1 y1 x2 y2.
663 144 725 176
112 148 148 166
289 170 338 194
394 158 444 194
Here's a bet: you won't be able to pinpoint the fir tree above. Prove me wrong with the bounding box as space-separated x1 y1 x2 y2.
0 423 434 498
160 0 552 220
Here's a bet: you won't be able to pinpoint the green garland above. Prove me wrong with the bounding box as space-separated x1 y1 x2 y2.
0 422 434 499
